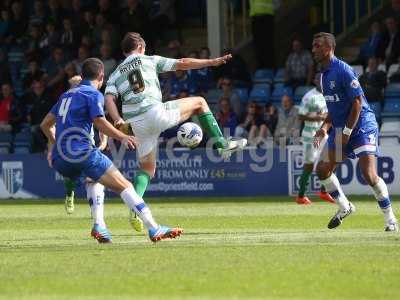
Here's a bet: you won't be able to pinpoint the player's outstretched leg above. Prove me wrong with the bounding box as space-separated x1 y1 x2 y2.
359 155 398 232
317 159 355 229
64 178 75 214
178 97 247 158
99 166 183 242
296 163 313 205
86 182 111 243
129 170 150 232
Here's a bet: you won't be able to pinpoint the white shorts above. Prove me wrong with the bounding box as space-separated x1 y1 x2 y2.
302 136 327 164
128 101 181 158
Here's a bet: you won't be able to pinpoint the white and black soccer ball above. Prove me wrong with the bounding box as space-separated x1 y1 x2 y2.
177 122 203 148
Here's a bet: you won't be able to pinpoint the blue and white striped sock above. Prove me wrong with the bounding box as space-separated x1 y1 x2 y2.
320 173 350 211
371 177 396 222
120 187 158 230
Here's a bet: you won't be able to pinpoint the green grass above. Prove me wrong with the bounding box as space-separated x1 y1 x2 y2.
1 196 400 300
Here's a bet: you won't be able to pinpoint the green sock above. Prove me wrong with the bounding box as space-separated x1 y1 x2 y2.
64 178 75 197
198 112 227 149
134 170 151 198
298 169 312 197
321 185 326 193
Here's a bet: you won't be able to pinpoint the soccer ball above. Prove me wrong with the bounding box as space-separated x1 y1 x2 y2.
177 122 203 148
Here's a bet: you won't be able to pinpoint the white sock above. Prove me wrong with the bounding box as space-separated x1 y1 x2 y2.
320 173 350 211
120 187 158 230
86 182 106 228
371 177 396 222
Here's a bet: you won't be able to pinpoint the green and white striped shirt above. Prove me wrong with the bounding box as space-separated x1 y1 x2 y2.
105 54 177 120
298 88 327 144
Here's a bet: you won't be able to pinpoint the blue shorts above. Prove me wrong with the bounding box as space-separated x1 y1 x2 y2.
53 149 113 182
328 126 379 159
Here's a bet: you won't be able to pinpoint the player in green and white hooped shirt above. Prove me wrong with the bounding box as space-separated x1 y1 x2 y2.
105 33 247 231
296 74 335 205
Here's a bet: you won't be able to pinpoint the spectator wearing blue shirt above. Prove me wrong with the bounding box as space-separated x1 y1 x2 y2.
356 21 382 66
170 69 198 99
312 32 398 231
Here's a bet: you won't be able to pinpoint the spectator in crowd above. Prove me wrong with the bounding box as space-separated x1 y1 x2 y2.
167 39 183 58
60 17 78 59
214 48 251 87
0 9 11 43
25 24 43 58
170 69 198 99
7 1 28 45
23 79 54 152
284 38 314 88
274 95 301 145
29 0 47 26
47 0 65 27
42 46 66 97
100 43 117 81
159 72 172 101
149 0 177 44
120 0 151 47
220 76 242 117
39 21 60 56
99 27 118 55
388 57 400 82
195 47 214 94
260 103 278 138
63 62 79 89
81 9 96 37
359 57 387 104
97 0 118 24
93 13 107 45
376 16 400 67
22 60 44 91
0 49 11 85
69 0 84 28
357 21 382 66
0 83 14 132
234 101 263 144
216 97 239 137
72 45 91 74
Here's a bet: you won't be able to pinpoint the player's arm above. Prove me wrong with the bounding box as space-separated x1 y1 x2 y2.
98 131 108 151
93 116 137 150
298 112 327 122
313 114 332 148
40 112 56 146
105 94 123 125
342 96 362 140
174 54 232 70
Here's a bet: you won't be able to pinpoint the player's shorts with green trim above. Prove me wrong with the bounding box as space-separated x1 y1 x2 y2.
127 100 181 158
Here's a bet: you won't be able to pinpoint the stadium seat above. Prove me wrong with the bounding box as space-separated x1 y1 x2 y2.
380 119 400 133
233 88 249 104
13 132 31 147
387 64 399 79
270 86 293 102
0 132 12 148
253 69 274 84
351 65 364 77
249 85 271 103
13 146 30 154
382 100 400 117
384 83 400 98
0 146 10 154
273 68 285 83
206 88 223 104
294 86 314 103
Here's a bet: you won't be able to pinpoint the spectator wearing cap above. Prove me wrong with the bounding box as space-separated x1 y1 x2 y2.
274 95 301 145
284 38 314 89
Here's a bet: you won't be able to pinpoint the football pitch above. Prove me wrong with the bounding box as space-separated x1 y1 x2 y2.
0 196 399 300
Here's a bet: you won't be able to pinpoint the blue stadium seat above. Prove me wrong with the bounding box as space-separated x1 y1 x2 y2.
273 68 285 83
0 147 10 154
382 100 400 117
233 88 249 104
13 132 31 148
384 83 400 98
253 69 274 84
271 86 293 102
249 85 271 103
294 86 314 103
13 146 30 154
0 132 12 147
206 89 223 104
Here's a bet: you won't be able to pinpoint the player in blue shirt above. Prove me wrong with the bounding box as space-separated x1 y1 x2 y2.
312 32 398 231
40 58 183 243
